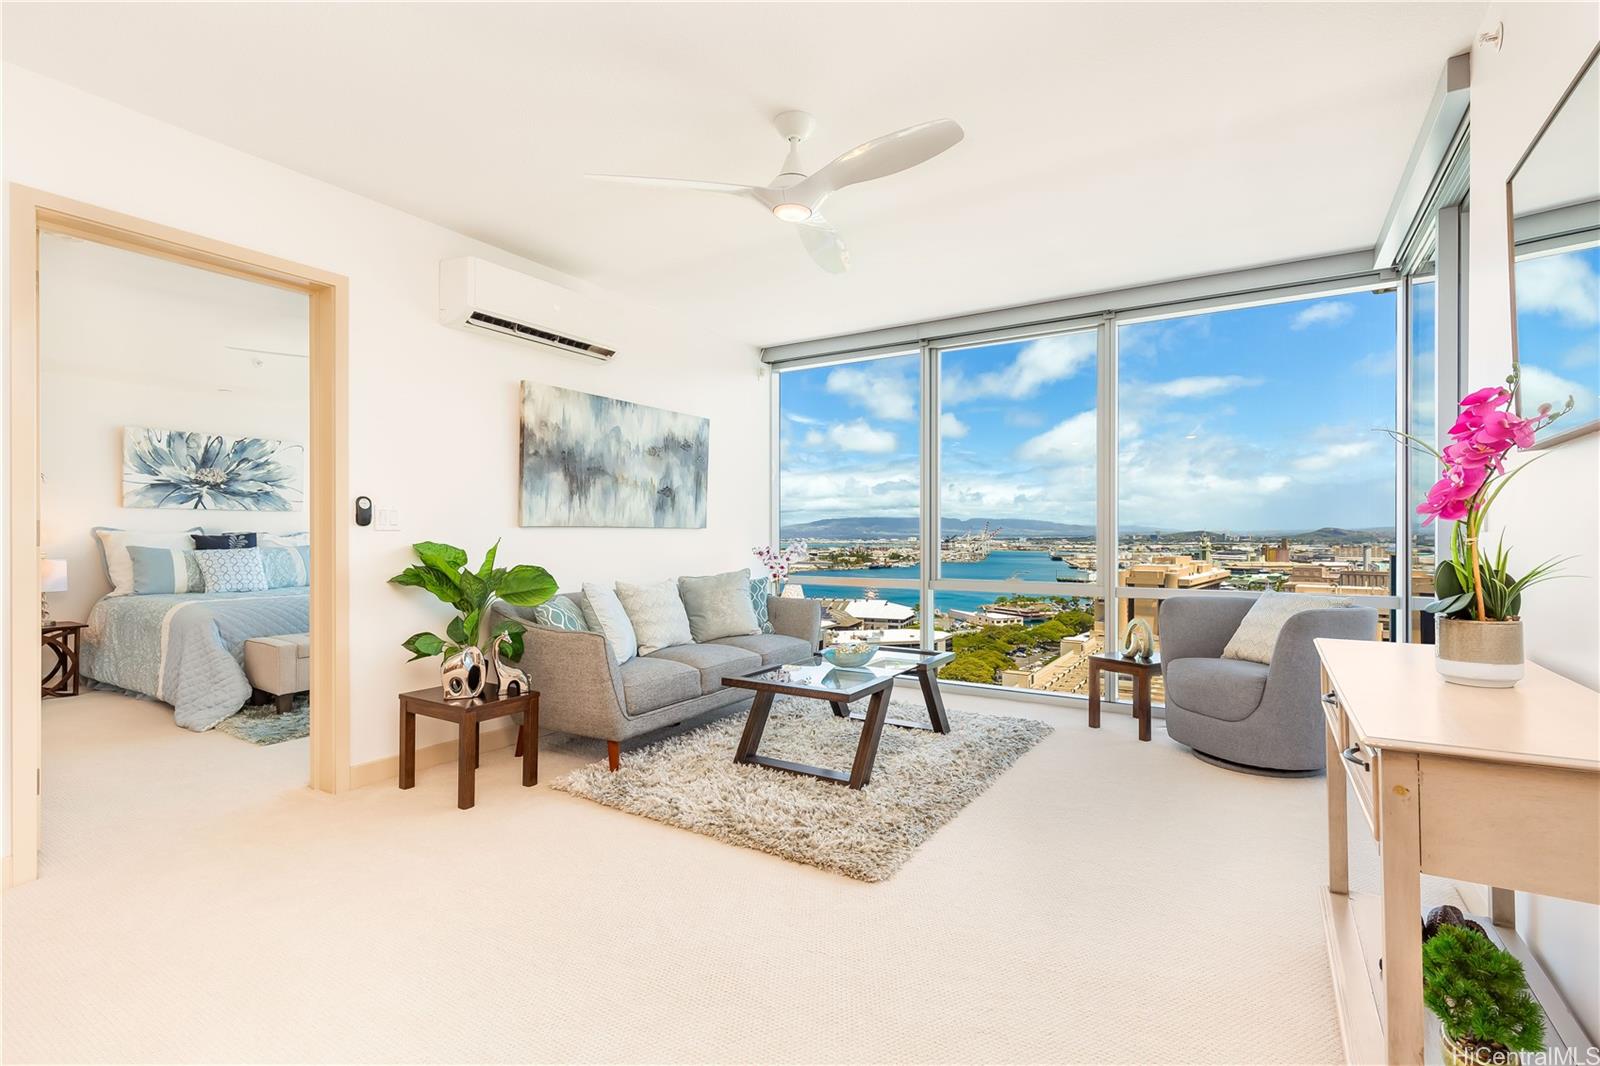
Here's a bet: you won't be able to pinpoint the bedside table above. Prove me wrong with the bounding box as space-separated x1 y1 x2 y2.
398 686 538 809
42 621 88 698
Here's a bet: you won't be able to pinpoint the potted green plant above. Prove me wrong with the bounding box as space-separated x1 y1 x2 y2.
1423 923 1545 1065
388 540 556 696
1394 370 1572 687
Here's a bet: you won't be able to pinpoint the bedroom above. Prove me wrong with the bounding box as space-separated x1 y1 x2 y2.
38 231 315 779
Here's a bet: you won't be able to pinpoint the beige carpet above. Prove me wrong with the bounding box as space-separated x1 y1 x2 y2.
555 699 1052 881
2 688 1461 1064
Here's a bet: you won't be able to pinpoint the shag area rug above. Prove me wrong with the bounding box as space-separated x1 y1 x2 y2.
215 697 310 745
553 697 1052 881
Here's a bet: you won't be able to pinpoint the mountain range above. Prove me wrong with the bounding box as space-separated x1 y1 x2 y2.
784 517 1394 543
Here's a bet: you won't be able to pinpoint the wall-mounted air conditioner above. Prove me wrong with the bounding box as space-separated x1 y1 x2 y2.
439 256 616 361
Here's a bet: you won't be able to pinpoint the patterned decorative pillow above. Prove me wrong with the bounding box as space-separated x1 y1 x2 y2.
193 532 257 550
127 546 205 594
579 583 637 664
194 548 270 593
531 594 588 632
261 545 311 589
616 578 694 655
749 576 774 634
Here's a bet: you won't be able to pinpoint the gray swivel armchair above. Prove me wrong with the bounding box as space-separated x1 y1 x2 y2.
1156 595 1378 775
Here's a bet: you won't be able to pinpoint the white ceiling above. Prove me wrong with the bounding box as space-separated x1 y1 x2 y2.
4 2 1486 348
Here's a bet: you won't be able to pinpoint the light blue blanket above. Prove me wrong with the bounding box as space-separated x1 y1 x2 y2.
82 588 310 731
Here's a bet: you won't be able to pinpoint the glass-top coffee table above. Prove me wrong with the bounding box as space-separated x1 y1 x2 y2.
721 647 956 789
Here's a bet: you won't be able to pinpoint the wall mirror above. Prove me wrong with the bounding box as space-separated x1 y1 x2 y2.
1508 44 1600 448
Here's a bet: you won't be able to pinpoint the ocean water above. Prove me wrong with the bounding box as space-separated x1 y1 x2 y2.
793 550 1092 615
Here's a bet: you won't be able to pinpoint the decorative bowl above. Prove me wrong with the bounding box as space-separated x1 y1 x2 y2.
823 642 877 668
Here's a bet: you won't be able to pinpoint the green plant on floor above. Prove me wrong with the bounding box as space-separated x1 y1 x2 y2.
389 540 557 662
1422 924 1544 1061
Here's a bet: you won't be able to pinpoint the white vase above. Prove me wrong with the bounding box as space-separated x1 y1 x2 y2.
1436 618 1524 688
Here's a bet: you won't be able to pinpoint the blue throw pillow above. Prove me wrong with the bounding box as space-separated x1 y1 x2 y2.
531 594 588 632
749 577 774 634
193 532 257 550
127 546 205 594
261 545 311 589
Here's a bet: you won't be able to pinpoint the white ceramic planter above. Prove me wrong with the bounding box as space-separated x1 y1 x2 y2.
1436 618 1525 688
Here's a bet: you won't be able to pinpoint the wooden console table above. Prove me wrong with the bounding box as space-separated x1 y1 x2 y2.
1316 639 1599 1065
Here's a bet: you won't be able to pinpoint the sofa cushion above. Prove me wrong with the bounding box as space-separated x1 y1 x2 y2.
615 578 694 655
580 583 637 664
749 576 775 634
708 633 813 669
1164 657 1271 722
647 643 762 694
617 656 701 716
678 570 762 643
531 593 588 633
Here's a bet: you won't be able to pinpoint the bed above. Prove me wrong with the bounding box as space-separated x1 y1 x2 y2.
82 587 311 731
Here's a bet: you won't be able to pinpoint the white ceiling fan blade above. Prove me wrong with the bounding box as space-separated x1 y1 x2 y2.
587 174 758 197
794 119 964 201
797 217 849 274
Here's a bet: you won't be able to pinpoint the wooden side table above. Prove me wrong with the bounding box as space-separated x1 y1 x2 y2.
1087 652 1158 742
42 621 88 698
398 686 538 809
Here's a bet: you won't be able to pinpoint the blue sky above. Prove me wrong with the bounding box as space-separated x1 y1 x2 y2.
1515 243 1600 439
780 289 1406 536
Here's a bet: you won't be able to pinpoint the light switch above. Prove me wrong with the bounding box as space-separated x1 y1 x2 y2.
375 508 401 531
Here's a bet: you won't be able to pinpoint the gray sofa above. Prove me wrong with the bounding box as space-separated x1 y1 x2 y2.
1157 595 1377 775
490 592 821 770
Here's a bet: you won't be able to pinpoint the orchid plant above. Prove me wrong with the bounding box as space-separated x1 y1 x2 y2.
1395 370 1572 623
753 541 809 589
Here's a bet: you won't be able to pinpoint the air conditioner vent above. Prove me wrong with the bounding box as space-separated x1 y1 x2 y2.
464 312 616 359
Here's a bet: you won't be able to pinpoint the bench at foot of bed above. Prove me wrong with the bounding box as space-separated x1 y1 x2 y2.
244 633 309 713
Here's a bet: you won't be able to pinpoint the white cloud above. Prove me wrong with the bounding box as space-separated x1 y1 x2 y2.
779 462 920 523
1017 410 1099 462
1141 374 1264 399
1294 440 1379 472
943 332 1095 405
825 365 917 421
827 419 896 453
1291 301 1355 330
1518 364 1598 423
939 412 969 439
1003 409 1044 428
785 411 823 426
1517 252 1600 327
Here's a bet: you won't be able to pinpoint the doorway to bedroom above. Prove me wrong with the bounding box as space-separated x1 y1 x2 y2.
8 188 351 888
36 230 315 833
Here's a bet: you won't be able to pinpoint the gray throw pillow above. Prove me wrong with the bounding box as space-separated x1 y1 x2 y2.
615 578 694 655
1221 592 1354 664
679 569 761 643
580 583 637 664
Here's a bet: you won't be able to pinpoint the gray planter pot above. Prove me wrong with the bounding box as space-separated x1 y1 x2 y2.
1436 618 1524 688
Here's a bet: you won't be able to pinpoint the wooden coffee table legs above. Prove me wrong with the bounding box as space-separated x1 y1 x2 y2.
737 686 894 790
838 664 952 734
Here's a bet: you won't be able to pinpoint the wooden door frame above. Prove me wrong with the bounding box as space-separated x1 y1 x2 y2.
6 185 351 887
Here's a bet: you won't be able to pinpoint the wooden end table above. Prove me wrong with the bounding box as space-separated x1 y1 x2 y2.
42 621 88 698
398 686 538 809
1087 652 1158 742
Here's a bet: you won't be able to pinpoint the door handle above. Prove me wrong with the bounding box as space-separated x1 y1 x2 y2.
1341 745 1370 771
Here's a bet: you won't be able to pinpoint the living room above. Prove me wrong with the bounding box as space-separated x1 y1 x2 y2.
2 4 1597 1065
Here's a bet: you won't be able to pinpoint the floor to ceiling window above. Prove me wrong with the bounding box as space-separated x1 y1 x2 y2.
771 272 1417 703
1407 276 1439 643
777 350 925 647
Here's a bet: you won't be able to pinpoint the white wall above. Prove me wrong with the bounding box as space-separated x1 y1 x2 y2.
39 233 311 622
1467 2 1600 1042
1 64 769 804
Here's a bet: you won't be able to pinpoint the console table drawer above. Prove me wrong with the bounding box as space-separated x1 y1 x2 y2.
1341 712 1380 840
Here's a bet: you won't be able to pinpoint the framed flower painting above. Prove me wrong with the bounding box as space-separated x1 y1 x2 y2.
121 426 305 511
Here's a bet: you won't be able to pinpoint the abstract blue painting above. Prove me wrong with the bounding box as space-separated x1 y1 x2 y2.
519 382 708 528
122 426 305 511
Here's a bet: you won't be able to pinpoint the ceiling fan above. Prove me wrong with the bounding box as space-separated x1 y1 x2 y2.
588 111 964 274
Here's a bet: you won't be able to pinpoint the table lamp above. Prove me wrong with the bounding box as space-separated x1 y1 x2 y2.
40 558 68 624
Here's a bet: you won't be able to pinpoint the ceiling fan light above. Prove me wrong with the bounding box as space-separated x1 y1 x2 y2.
772 202 812 223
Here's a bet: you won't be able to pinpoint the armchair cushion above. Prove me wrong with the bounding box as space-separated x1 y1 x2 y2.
1165 657 1270 721
647 643 761 694
617 656 701 715
1222 592 1353 664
